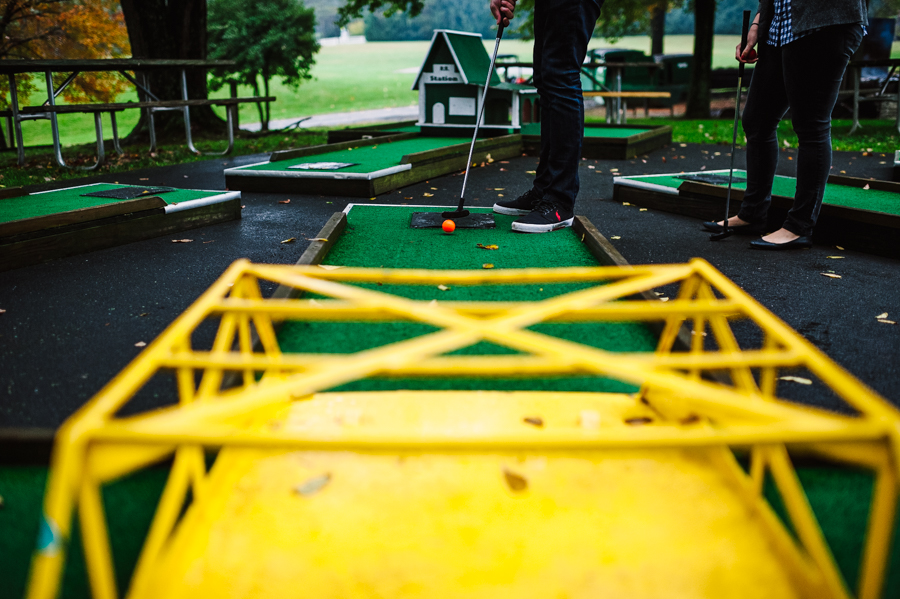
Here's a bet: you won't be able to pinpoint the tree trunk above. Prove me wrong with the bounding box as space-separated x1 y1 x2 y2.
119 0 225 144
262 66 270 132
252 79 265 131
650 3 666 56
684 0 715 118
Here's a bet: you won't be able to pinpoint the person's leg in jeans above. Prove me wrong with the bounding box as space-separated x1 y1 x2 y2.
514 0 601 232
769 24 864 241
731 41 790 229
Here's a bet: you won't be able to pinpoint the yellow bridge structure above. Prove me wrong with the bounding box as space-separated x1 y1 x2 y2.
26 258 900 599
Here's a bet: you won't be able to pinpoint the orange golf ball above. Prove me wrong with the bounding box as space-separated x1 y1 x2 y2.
442 219 456 233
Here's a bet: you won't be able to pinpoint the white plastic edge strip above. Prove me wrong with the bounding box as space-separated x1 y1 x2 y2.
224 163 412 180
164 191 241 214
342 203 492 214
612 177 679 196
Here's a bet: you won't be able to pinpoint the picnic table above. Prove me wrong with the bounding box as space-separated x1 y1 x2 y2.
843 57 900 135
495 61 667 125
0 59 275 171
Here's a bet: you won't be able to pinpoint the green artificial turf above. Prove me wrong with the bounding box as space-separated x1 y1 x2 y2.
277 205 657 394
583 126 654 138
0 466 167 599
0 184 222 225
241 137 468 173
621 171 900 217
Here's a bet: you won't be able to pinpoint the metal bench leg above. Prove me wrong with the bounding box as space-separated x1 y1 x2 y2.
849 66 862 135
110 112 124 155
148 108 159 153
9 74 26 166
180 69 234 156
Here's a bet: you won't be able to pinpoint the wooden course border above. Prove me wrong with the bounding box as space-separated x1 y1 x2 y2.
614 171 900 259
0 186 242 272
523 123 673 160
223 134 524 197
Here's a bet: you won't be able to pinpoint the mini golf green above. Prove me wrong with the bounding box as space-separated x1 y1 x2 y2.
621 170 900 216
0 184 219 225
240 137 468 174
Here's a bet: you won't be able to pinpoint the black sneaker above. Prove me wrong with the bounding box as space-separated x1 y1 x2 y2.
493 187 543 215
511 198 574 233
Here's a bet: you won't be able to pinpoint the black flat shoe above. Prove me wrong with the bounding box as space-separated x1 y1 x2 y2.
749 236 813 250
702 221 765 235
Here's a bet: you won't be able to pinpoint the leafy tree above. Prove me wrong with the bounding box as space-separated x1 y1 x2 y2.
364 0 511 41
208 0 319 131
0 0 130 147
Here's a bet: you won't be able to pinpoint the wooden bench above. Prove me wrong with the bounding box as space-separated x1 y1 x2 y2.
0 59 273 171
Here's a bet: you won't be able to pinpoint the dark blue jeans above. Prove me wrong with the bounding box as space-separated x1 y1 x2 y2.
738 24 864 236
532 0 602 212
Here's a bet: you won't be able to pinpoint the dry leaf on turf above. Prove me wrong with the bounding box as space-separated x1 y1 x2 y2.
835 246 845 250
826 256 844 259
423 193 434 197
863 184 871 190
281 238 296 244
295 473 331 497
639 208 648 212
503 469 528 492
878 319 896 324
876 312 889 319
437 284 450 291
526 170 536 174
622 202 631 206
482 263 495 269
134 341 147 348
779 376 813 385
306 237 328 242
494 188 504 191
476 243 499 250
278 199 291 204
172 239 193 243
611 236 621 240
820 273 841 279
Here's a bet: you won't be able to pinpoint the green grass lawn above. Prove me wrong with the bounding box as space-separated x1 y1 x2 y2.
14 35 900 149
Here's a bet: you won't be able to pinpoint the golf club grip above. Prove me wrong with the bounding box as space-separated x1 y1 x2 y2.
738 10 751 79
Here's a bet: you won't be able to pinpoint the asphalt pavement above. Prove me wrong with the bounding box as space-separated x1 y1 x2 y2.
1 141 897 428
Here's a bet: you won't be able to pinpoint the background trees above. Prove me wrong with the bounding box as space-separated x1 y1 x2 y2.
207 0 319 131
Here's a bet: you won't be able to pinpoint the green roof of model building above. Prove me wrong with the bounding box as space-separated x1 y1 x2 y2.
412 29 502 89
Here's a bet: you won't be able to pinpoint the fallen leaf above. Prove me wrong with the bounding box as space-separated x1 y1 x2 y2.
278 199 291 204
826 256 845 259
139 177 149 181
779 376 813 385
423 193 434 197
281 237 296 244
437 284 451 291
370 197 376 200
476 244 499 250
876 312 889 319
639 208 648 212
610 236 621 240
482 263 495 269
318 264 343 270
523 416 544 427
494 188 504 191
659 297 670 302
835 246 845 250
503 468 528 492
863 184 871 190
306 238 328 242
0 309 5 314
139 313 149 317
172 239 193 243
820 273 841 279
295 473 331 497
134 341 147 347
526 170 536 174
625 417 654 425
430 187 438 190
878 319 896 325
622 202 631 206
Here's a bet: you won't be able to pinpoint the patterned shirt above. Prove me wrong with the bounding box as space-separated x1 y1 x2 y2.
767 0 865 46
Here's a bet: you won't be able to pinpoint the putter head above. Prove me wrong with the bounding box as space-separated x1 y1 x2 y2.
442 198 470 219
709 229 733 242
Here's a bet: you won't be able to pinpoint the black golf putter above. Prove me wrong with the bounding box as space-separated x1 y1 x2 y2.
442 23 506 220
710 9 752 242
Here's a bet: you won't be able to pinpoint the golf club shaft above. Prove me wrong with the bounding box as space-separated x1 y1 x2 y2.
722 10 752 231
456 24 505 209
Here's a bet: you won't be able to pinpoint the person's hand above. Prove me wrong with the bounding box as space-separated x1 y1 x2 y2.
490 0 515 27
736 23 759 64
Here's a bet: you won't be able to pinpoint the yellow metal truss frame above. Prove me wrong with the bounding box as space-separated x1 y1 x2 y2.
26 258 900 599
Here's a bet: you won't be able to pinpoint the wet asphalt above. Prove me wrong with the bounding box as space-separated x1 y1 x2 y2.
1 142 897 428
